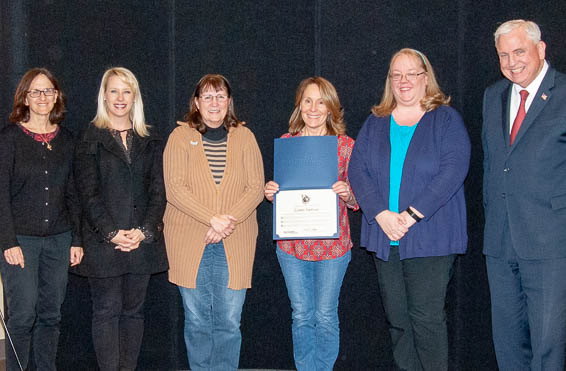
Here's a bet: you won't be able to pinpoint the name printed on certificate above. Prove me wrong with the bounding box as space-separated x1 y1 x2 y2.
275 189 337 239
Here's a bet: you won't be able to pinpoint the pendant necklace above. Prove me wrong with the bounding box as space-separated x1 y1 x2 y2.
38 134 53 151
18 122 55 150
39 134 53 151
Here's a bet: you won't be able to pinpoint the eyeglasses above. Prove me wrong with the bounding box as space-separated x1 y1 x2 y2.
200 94 228 103
27 88 57 98
389 71 426 82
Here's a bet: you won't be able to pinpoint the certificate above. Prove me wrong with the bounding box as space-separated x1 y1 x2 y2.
272 136 338 240
275 189 337 238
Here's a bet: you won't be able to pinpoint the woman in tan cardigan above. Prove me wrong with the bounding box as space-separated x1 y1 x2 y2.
163 74 264 371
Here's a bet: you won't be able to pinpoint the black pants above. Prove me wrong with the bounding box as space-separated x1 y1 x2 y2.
88 273 150 371
374 247 455 371
0 232 71 371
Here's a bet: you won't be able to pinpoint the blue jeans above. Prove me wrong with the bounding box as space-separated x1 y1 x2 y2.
0 232 71 371
178 242 246 371
276 247 351 371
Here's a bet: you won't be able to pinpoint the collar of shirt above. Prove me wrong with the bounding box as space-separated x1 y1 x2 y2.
509 60 548 132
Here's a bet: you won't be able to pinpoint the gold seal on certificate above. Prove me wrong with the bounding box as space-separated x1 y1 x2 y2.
275 189 338 238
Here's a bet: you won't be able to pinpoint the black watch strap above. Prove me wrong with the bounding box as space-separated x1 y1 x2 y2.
406 207 422 223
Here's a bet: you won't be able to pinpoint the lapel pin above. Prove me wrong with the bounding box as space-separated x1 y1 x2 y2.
541 93 548 101
190 141 198 145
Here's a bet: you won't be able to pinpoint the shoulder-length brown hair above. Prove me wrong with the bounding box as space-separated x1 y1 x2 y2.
183 74 243 133
9 68 66 124
372 48 450 117
289 77 346 136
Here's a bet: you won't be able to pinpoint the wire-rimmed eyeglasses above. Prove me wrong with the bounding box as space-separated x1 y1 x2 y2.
27 88 57 98
389 72 426 82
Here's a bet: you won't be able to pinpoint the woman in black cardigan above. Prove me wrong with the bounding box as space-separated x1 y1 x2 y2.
0 68 83 371
73 67 167 371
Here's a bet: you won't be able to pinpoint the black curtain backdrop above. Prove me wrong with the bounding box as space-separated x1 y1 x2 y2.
2 1 566 370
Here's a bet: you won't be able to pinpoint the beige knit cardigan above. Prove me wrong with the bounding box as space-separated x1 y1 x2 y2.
163 122 264 289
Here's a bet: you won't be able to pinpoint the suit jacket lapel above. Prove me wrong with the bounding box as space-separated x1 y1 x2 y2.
501 84 511 147
509 67 556 153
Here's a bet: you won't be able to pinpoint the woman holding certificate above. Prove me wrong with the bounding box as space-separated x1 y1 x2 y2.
163 74 264 371
264 77 358 371
348 49 470 371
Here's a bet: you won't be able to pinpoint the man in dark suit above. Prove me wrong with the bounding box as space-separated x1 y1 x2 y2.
483 19 566 371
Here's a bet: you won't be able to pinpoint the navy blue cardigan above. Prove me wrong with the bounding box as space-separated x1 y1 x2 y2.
349 105 470 261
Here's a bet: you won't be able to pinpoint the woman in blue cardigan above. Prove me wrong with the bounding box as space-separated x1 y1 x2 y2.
349 48 470 371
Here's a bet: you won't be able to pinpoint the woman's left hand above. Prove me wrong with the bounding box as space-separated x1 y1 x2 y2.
124 229 146 244
400 207 424 229
399 211 417 229
332 181 353 203
204 227 223 244
114 229 145 252
70 246 84 266
210 215 236 238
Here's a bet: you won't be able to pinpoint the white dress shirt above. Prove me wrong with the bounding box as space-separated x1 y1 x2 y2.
509 60 549 133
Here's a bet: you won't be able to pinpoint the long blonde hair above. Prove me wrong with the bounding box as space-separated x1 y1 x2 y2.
92 67 149 137
372 48 450 117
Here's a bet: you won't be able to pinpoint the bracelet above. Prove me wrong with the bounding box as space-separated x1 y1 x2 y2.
105 230 119 243
137 226 153 243
405 207 422 223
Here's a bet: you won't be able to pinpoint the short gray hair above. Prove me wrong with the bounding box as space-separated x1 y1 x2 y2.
494 19 541 46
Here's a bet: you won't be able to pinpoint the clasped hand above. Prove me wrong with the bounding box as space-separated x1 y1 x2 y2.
205 214 237 244
376 210 418 241
112 229 146 252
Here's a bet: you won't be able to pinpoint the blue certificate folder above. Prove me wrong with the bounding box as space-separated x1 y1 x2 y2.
273 136 339 240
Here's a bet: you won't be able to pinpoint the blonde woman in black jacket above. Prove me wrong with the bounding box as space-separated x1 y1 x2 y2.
73 67 167 371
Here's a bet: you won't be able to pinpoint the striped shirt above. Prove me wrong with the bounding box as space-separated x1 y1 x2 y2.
203 137 227 184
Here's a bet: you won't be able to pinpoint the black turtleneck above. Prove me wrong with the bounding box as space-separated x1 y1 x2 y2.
202 124 228 141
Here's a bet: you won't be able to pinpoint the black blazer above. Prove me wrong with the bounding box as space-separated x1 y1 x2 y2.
482 66 566 259
72 124 168 277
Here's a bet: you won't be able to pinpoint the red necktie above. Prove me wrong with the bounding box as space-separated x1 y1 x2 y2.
510 89 529 145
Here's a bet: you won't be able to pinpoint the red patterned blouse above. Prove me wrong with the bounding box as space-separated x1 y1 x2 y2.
277 133 359 261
